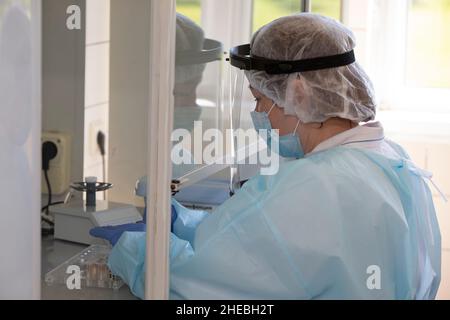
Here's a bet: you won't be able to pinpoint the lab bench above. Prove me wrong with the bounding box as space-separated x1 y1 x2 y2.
41 235 137 300
40 177 232 300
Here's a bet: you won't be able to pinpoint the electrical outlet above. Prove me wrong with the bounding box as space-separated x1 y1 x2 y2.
41 132 71 195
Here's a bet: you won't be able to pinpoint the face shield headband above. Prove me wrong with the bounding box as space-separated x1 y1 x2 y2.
176 38 223 66
229 44 355 75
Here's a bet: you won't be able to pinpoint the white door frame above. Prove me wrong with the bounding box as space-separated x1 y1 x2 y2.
31 0 43 300
145 0 177 300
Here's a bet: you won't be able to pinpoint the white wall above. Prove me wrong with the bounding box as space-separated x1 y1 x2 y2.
42 0 110 196
42 0 86 185
108 0 151 205
84 0 110 190
0 0 41 299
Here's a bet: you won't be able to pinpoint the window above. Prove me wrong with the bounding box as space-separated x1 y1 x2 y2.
406 0 450 88
352 0 450 112
253 0 300 32
176 0 202 25
312 0 341 21
253 0 342 32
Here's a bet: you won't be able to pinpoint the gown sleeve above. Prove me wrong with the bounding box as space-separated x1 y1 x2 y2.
109 148 440 300
108 231 195 299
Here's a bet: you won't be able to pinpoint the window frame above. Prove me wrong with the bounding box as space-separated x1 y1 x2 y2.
368 0 450 113
397 0 450 112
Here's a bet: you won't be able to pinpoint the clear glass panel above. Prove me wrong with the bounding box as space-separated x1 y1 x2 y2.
173 14 220 180
312 0 341 20
173 5 233 189
40 0 155 299
406 0 450 88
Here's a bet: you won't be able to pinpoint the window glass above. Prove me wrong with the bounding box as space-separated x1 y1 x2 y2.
176 0 202 25
253 0 341 33
406 0 450 88
312 0 341 21
253 0 300 32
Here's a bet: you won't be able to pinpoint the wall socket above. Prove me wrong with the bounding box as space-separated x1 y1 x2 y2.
41 132 72 195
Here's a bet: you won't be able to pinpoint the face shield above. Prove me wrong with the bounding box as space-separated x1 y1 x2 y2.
174 38 223 126
228 14 376 126
227 42 357 132
229 44 355 75
172 37 224 180
226 42 357 175
228 44 356 116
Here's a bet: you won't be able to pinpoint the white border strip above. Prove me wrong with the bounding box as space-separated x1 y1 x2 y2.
145 0 176 300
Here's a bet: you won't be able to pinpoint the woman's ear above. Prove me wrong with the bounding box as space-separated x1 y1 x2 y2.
285 74 309 108
249 86 261 99
251 88 276 112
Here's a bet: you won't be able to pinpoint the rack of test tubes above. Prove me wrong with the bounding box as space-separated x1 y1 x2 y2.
45 245 124 290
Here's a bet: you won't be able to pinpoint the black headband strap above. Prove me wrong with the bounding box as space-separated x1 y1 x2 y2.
176 39 223 66
229 44 356 75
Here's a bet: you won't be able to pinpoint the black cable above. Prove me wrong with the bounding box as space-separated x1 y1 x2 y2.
44 169 52 215
97 131 107 198
102 155 106 185
42 141 57 214
42 141 58 228
41 227 54 236
97 131 106 156
41 201 65 213
41 170 56 228
41 215 54 227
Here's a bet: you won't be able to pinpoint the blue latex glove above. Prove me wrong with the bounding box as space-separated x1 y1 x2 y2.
142 204 178 229
90 223 146 246
90 205 179 246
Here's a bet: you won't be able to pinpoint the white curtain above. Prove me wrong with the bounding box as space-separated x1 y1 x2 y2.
0 0 41 299
364 0 409 109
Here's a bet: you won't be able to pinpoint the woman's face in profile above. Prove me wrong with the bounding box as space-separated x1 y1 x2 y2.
250 86 300 136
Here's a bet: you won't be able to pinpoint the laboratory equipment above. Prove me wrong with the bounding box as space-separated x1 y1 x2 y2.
136 168 231 211
45 245 124 290
51 177 143 245
52 200 143 245
71 177 112 207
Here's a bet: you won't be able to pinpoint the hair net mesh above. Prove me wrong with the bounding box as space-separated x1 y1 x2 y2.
245 13 377 123
175 13 206 84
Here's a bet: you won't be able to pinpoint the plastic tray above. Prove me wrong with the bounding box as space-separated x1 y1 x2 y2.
45 245 124 290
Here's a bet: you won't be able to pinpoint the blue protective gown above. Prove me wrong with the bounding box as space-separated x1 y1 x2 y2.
108 140 441 300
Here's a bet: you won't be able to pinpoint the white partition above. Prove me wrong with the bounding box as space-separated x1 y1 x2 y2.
0 0 41 299
145 0 176 300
